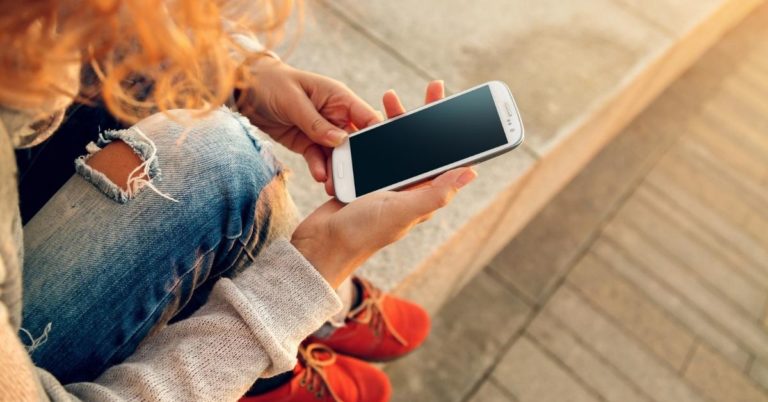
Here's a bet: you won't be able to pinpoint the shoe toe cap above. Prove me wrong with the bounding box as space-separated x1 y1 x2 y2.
337 355 392 402
389 298 432 350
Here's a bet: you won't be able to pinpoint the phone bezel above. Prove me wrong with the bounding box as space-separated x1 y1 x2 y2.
332 80 524 203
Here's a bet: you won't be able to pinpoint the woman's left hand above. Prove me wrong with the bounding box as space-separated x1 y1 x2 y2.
236 57 381 183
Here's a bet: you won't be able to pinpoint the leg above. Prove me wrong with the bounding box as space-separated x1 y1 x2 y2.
20 107 297 383
15 101 126 223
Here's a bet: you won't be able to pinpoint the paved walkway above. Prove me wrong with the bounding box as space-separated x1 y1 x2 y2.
384 4 768 402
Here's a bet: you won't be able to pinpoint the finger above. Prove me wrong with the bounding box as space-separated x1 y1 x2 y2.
417 211 435 224
303 144 328 182
347 93 382 129
392 167 477 221
308 197 345 218
326 178 335 197
426 166 477 190
401 180 432 192
383 89 407 118
325 154 336 196
425 80 445 104
289 93 348 147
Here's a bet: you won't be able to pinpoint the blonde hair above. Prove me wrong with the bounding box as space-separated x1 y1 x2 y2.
0 0 297 122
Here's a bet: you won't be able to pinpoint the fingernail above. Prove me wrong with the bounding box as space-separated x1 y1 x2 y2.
455 168 477 188
326 129 347 144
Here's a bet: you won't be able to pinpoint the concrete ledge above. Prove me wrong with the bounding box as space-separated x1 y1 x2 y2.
267 0 764 314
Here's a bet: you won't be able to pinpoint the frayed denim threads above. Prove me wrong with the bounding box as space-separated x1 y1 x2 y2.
74 127 167 203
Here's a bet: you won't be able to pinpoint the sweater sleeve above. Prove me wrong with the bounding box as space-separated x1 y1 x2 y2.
39 239 342 401
0 297 48 401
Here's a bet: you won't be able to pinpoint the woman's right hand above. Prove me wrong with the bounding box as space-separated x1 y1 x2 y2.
291 166 477 288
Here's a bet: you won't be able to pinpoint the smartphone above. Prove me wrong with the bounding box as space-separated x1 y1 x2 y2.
332 81 524 203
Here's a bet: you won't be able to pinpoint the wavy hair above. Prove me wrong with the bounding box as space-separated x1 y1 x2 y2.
0 0 297 122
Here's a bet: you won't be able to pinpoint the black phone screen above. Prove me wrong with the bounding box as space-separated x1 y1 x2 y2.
350 85 508 196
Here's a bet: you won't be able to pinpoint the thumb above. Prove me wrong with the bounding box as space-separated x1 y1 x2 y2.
395 167 477 220
292 96 348 147
306 197 345 219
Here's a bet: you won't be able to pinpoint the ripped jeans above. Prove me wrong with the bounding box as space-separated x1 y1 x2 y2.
19 107 351 384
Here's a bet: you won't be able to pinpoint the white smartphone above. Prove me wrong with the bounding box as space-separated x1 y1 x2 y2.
332 80 524 203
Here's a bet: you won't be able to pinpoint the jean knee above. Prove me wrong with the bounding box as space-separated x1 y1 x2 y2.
75 107 297 240
154 107 284 186
158 107 297 231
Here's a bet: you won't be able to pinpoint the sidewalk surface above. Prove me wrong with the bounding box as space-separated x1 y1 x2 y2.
383 4 768 402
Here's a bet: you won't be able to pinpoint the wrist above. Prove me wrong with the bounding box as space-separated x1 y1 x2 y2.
242 48 290 80
233 55 287 111
235 49 285 85
291 236 351 289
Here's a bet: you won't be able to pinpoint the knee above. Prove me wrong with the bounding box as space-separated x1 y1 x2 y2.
84 140 146 192
144 108 298 239
155 108 299 243
75 108 297 236
145 108 283 192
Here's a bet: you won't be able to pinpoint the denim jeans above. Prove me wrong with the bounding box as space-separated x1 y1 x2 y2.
20 107 300 384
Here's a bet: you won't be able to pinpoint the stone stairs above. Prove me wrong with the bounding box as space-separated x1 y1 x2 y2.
269 0 765 314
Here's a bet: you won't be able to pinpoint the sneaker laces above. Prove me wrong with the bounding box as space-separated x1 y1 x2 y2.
346 278 408 346
299 344 343 402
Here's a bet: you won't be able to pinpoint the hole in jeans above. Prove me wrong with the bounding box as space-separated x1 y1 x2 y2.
86 140 146 191
75 126 178 203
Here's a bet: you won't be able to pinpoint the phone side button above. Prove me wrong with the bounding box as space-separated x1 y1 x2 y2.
335 161 345 178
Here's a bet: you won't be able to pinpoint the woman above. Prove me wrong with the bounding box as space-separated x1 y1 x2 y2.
0 0 476 400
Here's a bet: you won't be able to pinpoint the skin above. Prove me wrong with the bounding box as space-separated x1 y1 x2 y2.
292 165 476 288
86 140 146 190
235 56 381 193
88 57 477 289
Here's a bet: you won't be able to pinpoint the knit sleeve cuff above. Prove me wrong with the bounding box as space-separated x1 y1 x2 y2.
227 238 343 375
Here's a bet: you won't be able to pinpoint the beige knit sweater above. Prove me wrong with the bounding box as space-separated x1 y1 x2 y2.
0 92 342 401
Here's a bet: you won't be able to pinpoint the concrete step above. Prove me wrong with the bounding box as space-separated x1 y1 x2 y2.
265 0 765 314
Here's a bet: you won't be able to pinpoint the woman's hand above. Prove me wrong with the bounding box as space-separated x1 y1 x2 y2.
236 58 381 183
292 80 478 288
292 167 477 288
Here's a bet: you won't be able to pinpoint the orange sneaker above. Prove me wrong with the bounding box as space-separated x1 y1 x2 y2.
240 343 391 402
307 277 431 362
